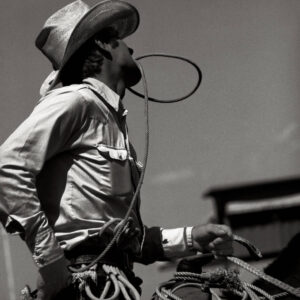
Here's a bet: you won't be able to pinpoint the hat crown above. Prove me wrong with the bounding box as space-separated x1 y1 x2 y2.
36 0 90 69
37 0 140 95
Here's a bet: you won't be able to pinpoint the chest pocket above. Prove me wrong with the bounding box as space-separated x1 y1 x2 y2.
96 144 133 197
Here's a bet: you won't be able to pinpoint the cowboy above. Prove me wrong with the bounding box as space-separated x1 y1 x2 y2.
0 1 233 299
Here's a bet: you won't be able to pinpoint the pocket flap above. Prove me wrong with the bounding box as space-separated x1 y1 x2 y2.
97 144 128 161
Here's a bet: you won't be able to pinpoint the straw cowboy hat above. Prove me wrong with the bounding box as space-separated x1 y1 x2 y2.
36 0 140 96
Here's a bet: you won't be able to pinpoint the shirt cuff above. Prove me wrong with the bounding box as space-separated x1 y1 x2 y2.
161 227 196 258
29 228 65 269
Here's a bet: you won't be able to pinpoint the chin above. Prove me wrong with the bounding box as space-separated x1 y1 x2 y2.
124 63 142 87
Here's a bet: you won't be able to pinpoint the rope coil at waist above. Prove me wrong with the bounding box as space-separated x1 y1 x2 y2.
71 263 141 300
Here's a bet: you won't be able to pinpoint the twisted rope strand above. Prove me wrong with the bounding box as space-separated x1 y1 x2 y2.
243 284 261 300
209 288 223 300
99 280 111 300
244 282 275 300
228 257 300 298
161 288 182 300
116 268 141 300
171 282 207 294
154 287 172 300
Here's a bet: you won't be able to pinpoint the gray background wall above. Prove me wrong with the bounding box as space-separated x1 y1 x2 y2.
1 1 300 299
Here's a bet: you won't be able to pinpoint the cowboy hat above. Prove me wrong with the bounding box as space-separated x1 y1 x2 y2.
36 0 139 95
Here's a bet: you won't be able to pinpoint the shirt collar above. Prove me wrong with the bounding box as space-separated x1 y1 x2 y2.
83 77 123 113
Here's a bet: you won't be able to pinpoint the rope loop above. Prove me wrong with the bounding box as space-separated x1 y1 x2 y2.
83 264 141 300
128 53 202 103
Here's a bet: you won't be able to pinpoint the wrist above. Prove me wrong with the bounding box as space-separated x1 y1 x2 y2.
185 226 194 250
191 225 205 252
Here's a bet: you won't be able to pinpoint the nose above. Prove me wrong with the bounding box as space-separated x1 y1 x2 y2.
128 47 134 55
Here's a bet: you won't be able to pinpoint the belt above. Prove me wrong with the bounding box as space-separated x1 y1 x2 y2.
65 236 134 271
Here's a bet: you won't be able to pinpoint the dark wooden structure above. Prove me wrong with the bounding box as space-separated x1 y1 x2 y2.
204 177 300 258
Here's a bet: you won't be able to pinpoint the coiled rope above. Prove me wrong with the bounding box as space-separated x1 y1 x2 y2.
228 256 300 298
154 235 300 300
81 264 141 300
155 257 300 300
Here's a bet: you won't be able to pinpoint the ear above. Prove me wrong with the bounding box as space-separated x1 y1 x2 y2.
95 40 113 60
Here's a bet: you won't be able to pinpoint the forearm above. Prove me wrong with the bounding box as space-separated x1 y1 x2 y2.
162 224 233 258
0 91 86 268
161 227 196 259
0 158 64 268
135 226 196 264
136 223 233 264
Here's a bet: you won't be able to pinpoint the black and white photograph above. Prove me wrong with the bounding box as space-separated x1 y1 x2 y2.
1 1 300 299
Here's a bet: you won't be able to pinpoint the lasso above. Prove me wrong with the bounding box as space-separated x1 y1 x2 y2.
154 235 300 300
68 53 202 274
21 53 202 300
23 55 300 300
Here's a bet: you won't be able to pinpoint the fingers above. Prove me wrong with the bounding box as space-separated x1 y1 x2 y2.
212 249 233 257
206 237 234 256
206 224 233 239
206 225 233 256
192 224 233 256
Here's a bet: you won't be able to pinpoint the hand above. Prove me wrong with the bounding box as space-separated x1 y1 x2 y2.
116 218 142 255
36 256 71 300
191 224 233 256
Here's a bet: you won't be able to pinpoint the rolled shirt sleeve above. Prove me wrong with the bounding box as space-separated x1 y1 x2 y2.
135 226 197 264
0 90 86 268
161 227 196 259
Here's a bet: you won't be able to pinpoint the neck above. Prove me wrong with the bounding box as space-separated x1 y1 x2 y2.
93 62 126 99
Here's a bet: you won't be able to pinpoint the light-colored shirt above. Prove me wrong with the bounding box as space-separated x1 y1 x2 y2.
0 78 145 267
0 78 193 269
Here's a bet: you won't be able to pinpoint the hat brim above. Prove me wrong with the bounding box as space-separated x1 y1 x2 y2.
42 0 139 95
